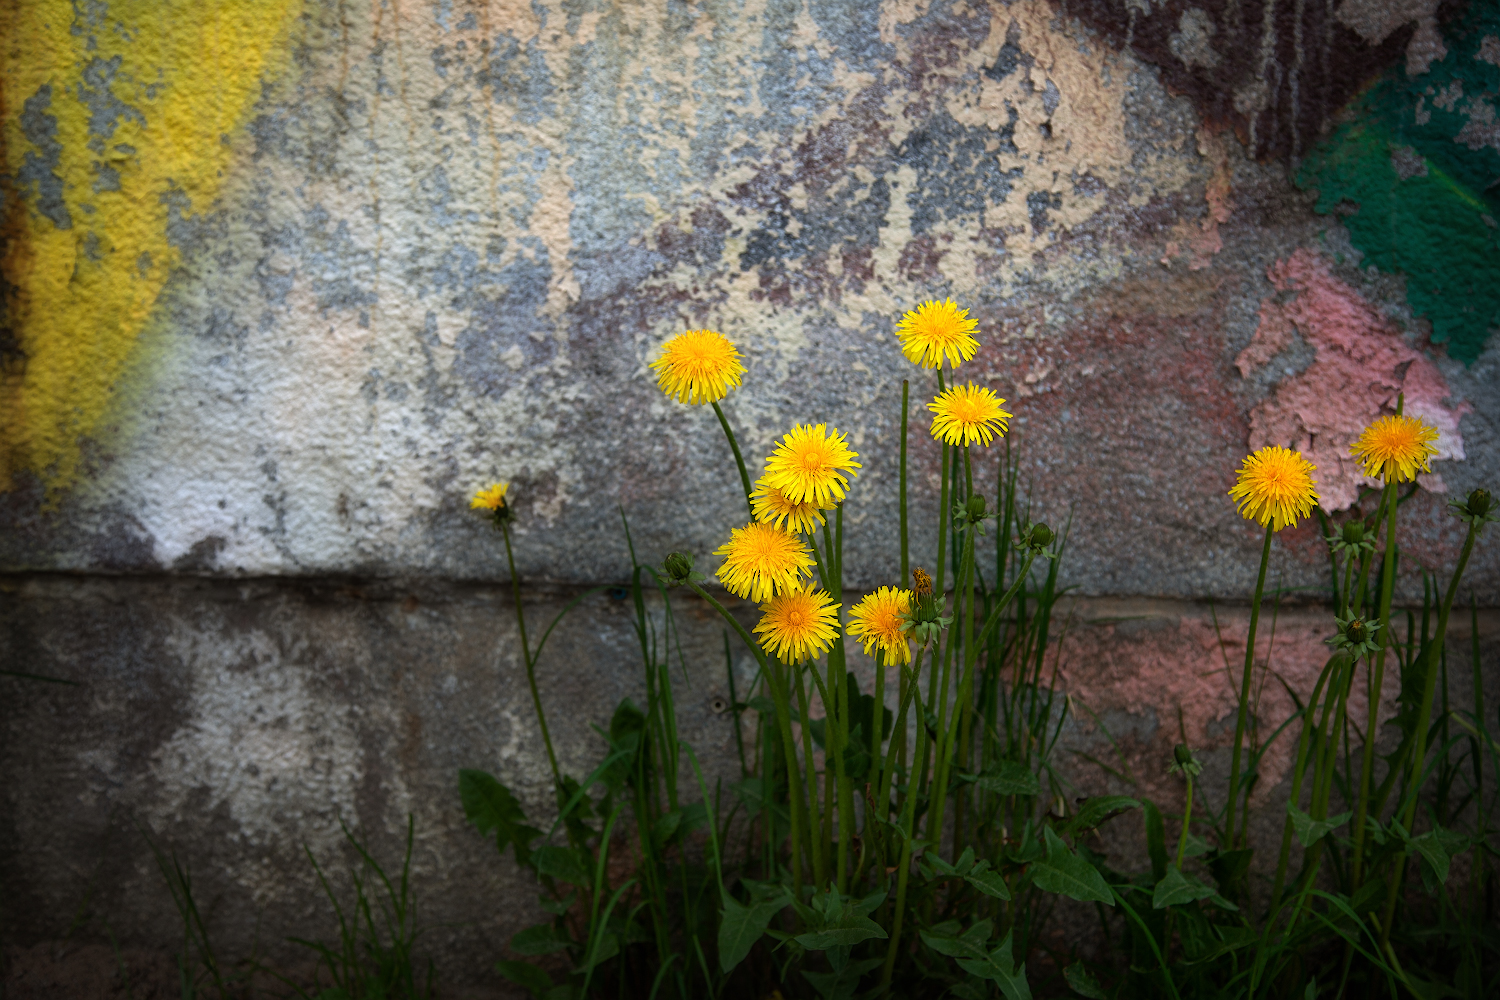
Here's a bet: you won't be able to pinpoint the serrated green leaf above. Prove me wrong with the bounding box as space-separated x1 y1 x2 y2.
794 918 886 951
1030 827 1112 905
976 759 1040 797
800 956 883 1000
718 884 791 972
534 844 591 886
538 890 576 915
1288 805 1352 849
964 866 1012 901
951 931 1032 1000
510 923 572 956
1065 796 1140 835
495 959 553 998
1064 962 1107 999
1152 865 1216 909
1410 829 1452 893
459 769 541 865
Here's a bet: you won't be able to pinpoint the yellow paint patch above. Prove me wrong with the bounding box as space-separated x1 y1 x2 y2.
0 0 301 493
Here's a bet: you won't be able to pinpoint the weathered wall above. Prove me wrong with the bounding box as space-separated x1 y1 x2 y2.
2 0 1498 988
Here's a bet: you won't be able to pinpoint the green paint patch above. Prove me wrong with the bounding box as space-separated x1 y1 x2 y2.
1297 8 1500 364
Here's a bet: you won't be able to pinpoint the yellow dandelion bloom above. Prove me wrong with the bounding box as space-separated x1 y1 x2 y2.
847 587 914 666
1228 446 1320 532
713 521 815 603
895 299 981 369
470 483 510 510
751 476 826 535
649 329 746 405
928 384 1011 448
1350 414 1439 482
754 586 842 664
762 423 862 507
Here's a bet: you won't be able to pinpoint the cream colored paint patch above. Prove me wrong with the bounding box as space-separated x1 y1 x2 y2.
63 0 1215 576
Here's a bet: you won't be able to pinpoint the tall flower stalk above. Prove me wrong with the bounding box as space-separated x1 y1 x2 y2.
1224 446 1320 849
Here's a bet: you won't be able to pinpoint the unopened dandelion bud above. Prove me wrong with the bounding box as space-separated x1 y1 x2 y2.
1341 520 1366 546
1346 618 1368 645
965 494 987 521
1174 743 1194 768
1028 522 1053 549
1467 488 1492 519
664 551 695 584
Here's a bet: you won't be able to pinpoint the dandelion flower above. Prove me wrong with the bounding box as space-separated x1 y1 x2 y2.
895 299 980 369
1350 414 1439 483
1229 446 1319 532
847 587 914 666
470 483 510 510
714 521 814 603
928 384 1011 448
649 329 746 405
754 586 842 664
751 476 826 535
762 423 862 507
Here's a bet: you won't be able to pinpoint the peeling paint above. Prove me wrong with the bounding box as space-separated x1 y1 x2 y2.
1236 248 1468 511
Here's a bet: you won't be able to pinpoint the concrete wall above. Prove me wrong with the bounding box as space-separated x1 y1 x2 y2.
3 0 1498 989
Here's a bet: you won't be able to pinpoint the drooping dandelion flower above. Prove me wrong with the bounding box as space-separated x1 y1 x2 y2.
761 423 862 507
713 521 814 603
894 299 981 369
928 384 1011 448
751 476 826 535
1228 446 1320 532
649 329 746 405
1350 414 1439 483
470 483 510 510
847 587 914 666
754 586 841 664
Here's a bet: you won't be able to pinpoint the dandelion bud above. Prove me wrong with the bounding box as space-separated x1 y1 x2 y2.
1028 523 1053 549
664 551 695 584
1173 743 1194 768
1345 618 1368 645
1341 520 1366 546
912 567 933 598
965 494 987 521
1467 488 1492 519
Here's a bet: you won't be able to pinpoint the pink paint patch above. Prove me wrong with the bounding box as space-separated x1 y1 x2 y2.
1235 248 1469 511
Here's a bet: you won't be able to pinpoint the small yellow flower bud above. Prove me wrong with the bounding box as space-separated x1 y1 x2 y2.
912 567 933 598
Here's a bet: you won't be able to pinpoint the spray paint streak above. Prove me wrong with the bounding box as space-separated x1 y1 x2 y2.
0 0 302 494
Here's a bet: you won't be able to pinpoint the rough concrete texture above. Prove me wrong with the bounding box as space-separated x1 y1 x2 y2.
2 0 1498 989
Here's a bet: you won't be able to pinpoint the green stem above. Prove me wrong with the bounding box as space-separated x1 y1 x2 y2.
1379 517 1480 948
687 582 806 898
501 523 561 789
793 663 825 888
1350 476 1398 888
1349 485 1392 618
1176 774 1195 869
1226 524 1274 850
880 682 930 993
711 400 755 519
1269 653 1342 911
